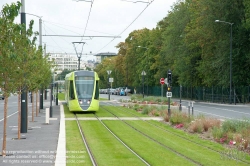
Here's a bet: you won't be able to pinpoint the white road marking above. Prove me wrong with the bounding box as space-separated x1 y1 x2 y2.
0 111 18 122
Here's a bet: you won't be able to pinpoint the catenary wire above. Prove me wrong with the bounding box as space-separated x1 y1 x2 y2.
94 0 154 54
43 21 68 53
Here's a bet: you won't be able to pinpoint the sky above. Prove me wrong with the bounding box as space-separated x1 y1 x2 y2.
1 0 177 61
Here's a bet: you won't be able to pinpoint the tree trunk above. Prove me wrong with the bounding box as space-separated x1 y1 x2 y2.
18 92 21 139
32 91 34 122
1 96 9 157
36 90 38 117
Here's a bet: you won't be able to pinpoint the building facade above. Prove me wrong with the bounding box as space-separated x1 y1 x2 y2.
94 52 117 63
47 53 93 73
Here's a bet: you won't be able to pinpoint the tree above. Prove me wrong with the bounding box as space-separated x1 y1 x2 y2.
0 1 52 156
0 1 22 156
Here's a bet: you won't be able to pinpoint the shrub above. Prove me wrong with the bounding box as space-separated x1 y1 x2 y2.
202 118 221 132
149 110 160 116
188 120 203 133
141 106 151 114
222 120 250 133
212 127 224 141
163 111 170 122
170 110 191 125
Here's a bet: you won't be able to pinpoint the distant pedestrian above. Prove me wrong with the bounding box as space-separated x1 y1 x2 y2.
125 87 128 96
134 88 136 94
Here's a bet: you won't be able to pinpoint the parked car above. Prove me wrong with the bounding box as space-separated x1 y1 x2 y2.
99 89 105 94
0 93 4 100
114 88 120 95
120 89 125 96
124 87 131 96
110 88 116 95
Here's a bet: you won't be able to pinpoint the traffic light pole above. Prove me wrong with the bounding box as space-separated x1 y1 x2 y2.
167 69 172 118
168 85 171 117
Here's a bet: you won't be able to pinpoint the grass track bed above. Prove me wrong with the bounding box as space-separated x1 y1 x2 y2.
148 120 226 150
123 120 249 166
63 104 114 118
79 121 145 166
66 121 92 166
102 120 197 166
101 105 149 117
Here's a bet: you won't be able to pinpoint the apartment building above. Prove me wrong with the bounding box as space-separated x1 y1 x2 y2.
47 53 87 73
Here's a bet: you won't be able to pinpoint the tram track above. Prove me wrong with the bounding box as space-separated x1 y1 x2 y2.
74 113 98 166
101 102 250 165
93 114 151 166
100 105 203 166
74 112 150 165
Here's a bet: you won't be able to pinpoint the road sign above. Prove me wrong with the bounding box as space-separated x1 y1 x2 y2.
164 78 168 85
166 92 172 98
109 78 113 82
160 78 164 85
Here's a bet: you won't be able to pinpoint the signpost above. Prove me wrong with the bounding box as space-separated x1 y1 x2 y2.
160 78 164 97
160 78 165 85
167 69 172 117
109 77 113 88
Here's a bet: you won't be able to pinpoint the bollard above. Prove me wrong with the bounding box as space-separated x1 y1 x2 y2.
45 108 49 124
192 101 194 116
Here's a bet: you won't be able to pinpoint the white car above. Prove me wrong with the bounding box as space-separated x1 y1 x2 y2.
110 88 116 95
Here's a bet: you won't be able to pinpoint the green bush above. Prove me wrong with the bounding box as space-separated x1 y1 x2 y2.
222 119 250 133
133 104 140 111
170 110 191 125
141 106 151 114
211 127 224 140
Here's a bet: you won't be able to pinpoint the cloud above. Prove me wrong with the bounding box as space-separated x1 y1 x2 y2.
1 0 176 60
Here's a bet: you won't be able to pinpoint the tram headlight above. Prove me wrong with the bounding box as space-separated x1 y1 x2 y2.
87 100 90 104
79 100 83 104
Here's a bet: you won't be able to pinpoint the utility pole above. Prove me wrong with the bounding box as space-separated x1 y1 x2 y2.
21 0 27 133
39 17 43 109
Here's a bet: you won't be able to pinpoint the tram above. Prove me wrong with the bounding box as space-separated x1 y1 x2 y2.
65 70 99 112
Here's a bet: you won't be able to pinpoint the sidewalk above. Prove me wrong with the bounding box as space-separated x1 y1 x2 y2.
0 100 63 166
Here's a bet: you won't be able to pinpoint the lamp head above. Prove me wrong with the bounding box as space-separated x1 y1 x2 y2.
215 20 220 22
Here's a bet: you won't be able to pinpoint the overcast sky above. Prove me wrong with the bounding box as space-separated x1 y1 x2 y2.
1 0 177 60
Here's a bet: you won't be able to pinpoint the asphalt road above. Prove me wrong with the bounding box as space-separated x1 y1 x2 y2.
2 94 249 122
0 95 19 123
100 94 250 121
178 100 250 120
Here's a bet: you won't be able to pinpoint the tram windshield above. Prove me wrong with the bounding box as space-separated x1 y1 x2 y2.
75 76 94 99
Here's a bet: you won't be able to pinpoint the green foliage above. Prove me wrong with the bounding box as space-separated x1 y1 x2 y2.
212 127 224 140
58 93 65 100
0 1 52 96
222 119 250 133
95 0 250 89
141 106 151 115
170 110 192 125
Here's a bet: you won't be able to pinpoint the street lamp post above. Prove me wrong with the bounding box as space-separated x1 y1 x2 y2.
107 70 112 100
179 85 182 111
141 71 146 98
215 20 233 104
138 46 149 96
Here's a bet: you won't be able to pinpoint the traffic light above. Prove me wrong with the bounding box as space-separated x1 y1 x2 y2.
167 69 172 84
167 86 171 92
